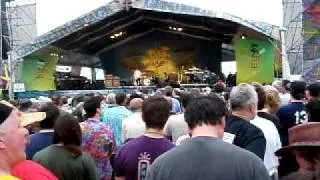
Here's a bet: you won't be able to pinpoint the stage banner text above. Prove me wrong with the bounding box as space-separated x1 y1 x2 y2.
22 55 58 91
235 37 275 84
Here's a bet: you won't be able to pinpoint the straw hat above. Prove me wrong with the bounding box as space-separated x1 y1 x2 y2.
0 100 46 127
275 122 320 156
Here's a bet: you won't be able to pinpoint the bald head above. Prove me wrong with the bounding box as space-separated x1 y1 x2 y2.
129 98 144 112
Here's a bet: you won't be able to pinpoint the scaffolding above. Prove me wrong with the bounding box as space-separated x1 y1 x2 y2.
0 0 36 98
283 0 304 75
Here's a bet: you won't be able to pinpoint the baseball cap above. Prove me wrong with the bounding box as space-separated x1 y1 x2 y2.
0 100 46 127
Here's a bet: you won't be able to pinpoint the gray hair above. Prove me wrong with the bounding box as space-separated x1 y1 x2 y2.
106 93 116 104
230 84 258 111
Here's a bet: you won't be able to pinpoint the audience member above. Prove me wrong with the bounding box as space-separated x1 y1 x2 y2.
164 93 192 143
33 114 99 180
12 160 58 180
81 97 115 180
26 103 59 160
122 98 145 142
147 96 270 180
115 96 174 180
163 86 182 114
225 84 266 159
0 101 45 179
259 87 282 133
305 82 320 101
276 123 320 180
251 83 282 178
306 98 320 122
277 81 308 146
106 93 117 109
103 93 133 148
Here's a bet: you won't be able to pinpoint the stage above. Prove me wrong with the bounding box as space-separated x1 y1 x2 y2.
8 0 281 99
14 83 210 99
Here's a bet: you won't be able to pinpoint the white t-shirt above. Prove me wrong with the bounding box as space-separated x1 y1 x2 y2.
122 112 146 142
280 93 290 106
164 114 189 143
251 116 282 176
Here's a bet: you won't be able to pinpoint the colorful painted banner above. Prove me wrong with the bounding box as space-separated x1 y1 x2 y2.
235 37 275 84
0 63 9 90
22 55 58 91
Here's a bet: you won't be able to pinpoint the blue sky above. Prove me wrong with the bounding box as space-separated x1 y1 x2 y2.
36 0 283 35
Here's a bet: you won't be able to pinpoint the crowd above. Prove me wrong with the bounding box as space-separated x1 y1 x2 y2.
0 80 320 180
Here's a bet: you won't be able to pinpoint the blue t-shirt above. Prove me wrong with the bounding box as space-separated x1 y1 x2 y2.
171 98 182 114
277 102 307 146
26 132 54 160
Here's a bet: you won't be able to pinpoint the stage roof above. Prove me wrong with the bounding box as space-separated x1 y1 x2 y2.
10 0 281 68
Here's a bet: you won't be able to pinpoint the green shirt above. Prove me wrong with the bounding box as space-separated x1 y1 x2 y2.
33 145 99 180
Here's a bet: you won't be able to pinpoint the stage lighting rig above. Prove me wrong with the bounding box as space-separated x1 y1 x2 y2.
169 26 183 32
240 34 247 40
110 31 125 39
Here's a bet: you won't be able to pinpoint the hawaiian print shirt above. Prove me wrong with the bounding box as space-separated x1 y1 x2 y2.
80 118 115 180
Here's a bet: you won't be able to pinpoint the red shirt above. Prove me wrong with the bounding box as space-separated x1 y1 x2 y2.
12 160 58 180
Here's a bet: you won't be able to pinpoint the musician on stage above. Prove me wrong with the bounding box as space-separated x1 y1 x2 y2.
133 69 142 86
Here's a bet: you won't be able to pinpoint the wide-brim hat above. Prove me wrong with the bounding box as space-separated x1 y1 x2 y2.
0 100 46 127
275 122 320 156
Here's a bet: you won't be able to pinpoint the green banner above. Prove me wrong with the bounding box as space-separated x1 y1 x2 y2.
235 37 275 84
22 55 58 91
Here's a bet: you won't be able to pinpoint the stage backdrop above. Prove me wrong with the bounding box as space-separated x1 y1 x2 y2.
100 31 222 81
235 37 275 84
22 55 58 91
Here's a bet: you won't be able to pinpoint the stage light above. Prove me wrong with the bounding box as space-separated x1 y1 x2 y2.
84 23 89 27
173 27 177 31
177 28 183 32
169 26 173 30
241 34 247 40
110 35 115 39
119 32 123 36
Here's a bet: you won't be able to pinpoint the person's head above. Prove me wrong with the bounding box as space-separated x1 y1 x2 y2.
264 88 281 115
306 82 320 101
83 96 103 118
129 98 143 112
272 80 283 93
38 103 59 129
51 95 62 107
180 93 194 110
306 99 320 122
190 88 201 97
106 93 116 104
18 99 32 112
185 95 228 139
115 93 127 106
142 96 171 130
53 114 82 157
61 96 68 105
290 81 307 101
213 83 225 94
163 86 173 97
0 102 29 171
282 80 291 93
230 84 258 120
252 82 266 111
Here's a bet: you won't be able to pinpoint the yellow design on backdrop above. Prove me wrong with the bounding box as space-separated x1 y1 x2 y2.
141 46 177 77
